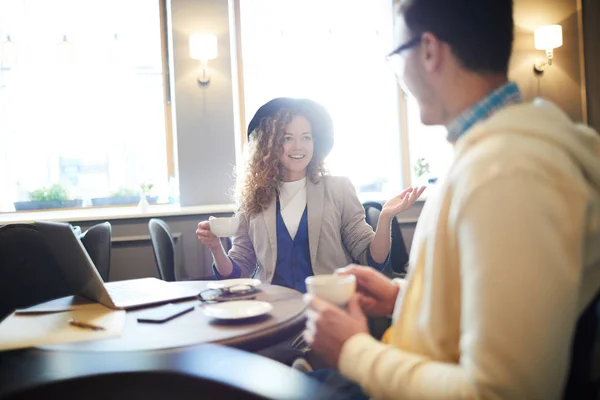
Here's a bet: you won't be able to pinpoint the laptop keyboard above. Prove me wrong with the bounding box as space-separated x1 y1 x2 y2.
105 279 195 305
106 282 158 302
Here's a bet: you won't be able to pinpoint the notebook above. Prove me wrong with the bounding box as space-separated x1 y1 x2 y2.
35 221 197 310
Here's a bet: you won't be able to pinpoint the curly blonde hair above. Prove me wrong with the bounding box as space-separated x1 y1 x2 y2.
236 109 327 217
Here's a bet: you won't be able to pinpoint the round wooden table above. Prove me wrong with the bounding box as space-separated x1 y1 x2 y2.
40 281 306 352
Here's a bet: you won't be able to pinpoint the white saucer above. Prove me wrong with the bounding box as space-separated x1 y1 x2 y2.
207 278 262 290
202 300 273 320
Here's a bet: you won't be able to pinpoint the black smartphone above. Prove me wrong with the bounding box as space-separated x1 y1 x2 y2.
136 303 195 324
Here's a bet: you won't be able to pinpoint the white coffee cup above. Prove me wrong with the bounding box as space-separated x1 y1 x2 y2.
209 216 240 237
305 274 356 307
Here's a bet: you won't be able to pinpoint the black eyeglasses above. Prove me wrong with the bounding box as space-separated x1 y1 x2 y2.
386 36 421 79
387 36 421 59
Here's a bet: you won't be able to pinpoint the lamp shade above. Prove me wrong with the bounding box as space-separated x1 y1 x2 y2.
189 34 218 60
534 25 562 50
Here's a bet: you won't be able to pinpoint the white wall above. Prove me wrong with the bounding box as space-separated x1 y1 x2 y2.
170 0 238 206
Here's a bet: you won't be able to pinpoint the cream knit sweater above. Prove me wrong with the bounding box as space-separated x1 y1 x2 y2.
339 100 600 399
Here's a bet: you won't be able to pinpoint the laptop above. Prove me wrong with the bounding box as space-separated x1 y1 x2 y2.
35 221 198 310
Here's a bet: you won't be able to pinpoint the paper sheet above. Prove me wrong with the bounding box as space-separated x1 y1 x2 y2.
0 303 126 351
14 295 94 314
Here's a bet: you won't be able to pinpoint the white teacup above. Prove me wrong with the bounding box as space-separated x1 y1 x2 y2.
209 216 240 237
305 274 356 307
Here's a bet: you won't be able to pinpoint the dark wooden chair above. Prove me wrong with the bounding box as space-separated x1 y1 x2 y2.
80 222 112 281
361 201 410 340
362 201 409 277
563 290 600 399
149 218 217 281
0 224 73 320
148 218 179 282
0 344 333 400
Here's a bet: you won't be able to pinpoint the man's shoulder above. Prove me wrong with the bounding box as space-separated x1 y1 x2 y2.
448 125 584 212
451 133 550 185
454 99 577 184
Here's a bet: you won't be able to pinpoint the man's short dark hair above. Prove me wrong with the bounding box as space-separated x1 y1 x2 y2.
399 0 514 74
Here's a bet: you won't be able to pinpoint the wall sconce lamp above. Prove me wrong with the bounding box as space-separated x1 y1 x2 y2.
189 34 218 85
533 24 563 76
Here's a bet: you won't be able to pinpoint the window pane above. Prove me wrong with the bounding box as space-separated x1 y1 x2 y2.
406 96 453 186
0 0 168 212
239 0 402 199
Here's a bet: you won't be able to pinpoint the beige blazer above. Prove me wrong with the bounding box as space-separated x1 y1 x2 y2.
229 176 376 283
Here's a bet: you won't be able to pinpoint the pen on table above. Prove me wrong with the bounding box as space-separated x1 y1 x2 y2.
68 318 106 331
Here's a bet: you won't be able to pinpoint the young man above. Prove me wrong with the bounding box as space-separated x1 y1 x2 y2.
304 0 600 398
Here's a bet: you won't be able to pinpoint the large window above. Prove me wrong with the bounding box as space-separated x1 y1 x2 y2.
239 0 404 199
0 0 169 212
406 96 452 186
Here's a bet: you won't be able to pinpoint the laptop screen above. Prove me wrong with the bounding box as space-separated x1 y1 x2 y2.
35 221 114 307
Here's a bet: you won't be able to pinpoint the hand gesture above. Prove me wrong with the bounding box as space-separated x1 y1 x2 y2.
381 186 425 218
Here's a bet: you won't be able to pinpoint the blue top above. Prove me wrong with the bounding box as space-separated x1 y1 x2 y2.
214 201 388 293
271 201 313 293
446 81 522 142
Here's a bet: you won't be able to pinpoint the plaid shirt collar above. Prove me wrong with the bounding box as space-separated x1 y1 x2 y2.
446 81 522 143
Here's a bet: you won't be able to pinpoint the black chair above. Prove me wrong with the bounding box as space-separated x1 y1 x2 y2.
148 218 178 281
361 202 411 340
79 222 112 281
149 218 218 281
362 201 410 277
0 224 73 320
0 344 334 400
563 290 600 399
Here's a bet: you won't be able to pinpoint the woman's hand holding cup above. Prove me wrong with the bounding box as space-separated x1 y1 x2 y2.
196 217 222 251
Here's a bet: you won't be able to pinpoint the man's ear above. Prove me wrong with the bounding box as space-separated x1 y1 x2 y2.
420 32 444 73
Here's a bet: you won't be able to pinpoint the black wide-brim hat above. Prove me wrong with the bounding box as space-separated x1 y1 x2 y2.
246 97 334 158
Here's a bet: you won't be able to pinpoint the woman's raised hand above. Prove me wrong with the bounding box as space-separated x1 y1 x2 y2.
381 186 426 218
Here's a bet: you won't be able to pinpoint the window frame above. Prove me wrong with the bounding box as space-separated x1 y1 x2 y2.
0 0 175 214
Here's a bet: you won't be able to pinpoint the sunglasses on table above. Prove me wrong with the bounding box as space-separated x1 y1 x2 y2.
197 284 262 303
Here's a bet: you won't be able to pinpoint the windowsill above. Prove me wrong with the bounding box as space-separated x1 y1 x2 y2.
1 185 437 225
0 203 237 225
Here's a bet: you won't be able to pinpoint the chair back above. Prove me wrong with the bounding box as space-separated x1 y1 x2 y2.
0 224 73 319
0 344 333 400
148 218 177 281
2 373 270 400
361 202 410 340
79 222 112 281
563 289 600 399
362 201 409 276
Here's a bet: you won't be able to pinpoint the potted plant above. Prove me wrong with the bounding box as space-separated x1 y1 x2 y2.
138 183 155 212
91 187 159 207
92 188 138 207
14 184 83 211
413 158 437 185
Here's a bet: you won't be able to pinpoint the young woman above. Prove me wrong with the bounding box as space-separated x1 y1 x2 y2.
197 97 424 292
